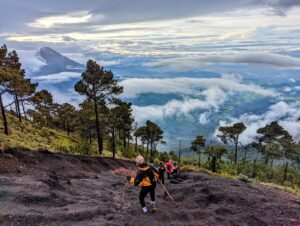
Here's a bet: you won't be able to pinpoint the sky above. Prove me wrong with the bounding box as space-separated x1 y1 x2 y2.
1 0 300 148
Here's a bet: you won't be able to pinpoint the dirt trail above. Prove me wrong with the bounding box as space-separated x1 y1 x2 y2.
0 148 299 226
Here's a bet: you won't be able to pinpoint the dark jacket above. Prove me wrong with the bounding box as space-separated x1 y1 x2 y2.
130 162 159 187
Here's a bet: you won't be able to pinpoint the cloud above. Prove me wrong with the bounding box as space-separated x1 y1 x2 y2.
62 35 77 42
28 11 93 28
128 77 276 123
145 52 300 71
97 60 120 67
199 112 211 124
132 97 217 122
283 85 300 92
17 50 46 74
35 72 81 83
214 101 300 144
120 77 277 98
265 0 300 15
49 88 83 106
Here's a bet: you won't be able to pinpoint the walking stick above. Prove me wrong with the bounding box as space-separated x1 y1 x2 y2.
119 180 129 209
158 180 177 207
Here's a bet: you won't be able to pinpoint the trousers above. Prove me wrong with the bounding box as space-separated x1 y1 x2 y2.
139 184 156 207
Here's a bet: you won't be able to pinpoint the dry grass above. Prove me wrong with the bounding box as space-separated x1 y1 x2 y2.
180 165 214 175
258 182 300 197
0 113 79 151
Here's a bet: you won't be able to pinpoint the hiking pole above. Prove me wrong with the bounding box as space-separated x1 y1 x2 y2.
158 180 177 207
119 180 129 209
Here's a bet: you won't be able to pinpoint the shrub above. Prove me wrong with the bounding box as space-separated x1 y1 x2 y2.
238 173 252 183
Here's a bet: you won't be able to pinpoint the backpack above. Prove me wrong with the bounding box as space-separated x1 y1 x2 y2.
146 167 157 185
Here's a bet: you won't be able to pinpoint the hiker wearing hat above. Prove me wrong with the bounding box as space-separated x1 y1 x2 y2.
127 155 160 213
157 161 166 184
165 160 174 179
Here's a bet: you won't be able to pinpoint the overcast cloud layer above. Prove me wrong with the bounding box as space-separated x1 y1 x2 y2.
1 0 300 147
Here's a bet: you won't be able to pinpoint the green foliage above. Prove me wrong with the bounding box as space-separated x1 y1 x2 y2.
159 152 169 162
253 121 296 164
135 120 164 162
237 173 251 183
180 165 213 175
75 60 123 154
218 122 246 164
169 151 178 161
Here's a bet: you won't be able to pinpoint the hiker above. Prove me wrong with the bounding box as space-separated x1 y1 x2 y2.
127 155 159 213
157 161 166 184
173 162 179 176
165 160 174 179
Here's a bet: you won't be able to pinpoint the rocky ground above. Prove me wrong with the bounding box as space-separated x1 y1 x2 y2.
0 148 299 226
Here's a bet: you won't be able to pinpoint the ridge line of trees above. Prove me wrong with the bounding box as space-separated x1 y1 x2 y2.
0 44 166 160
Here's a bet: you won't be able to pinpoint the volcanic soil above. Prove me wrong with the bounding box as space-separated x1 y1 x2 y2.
0 149 299 226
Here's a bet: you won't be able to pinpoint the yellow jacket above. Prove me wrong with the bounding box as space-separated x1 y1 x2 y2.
130 162 159 187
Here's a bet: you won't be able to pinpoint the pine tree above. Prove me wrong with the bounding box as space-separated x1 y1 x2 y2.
75 60 123 154
191 135 206 167
218 122 246 164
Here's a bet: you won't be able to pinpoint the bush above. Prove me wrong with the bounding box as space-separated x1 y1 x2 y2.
180 165 214 175
238 173 252 183
121 147 135 159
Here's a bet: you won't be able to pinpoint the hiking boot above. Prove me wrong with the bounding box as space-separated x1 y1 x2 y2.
150 201 157 211
142 207 148 213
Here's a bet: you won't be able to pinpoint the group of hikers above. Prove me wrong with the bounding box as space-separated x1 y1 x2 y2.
126 155 179 213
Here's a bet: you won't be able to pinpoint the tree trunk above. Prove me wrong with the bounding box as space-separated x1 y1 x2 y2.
234 142 238 164
243 148 248 162
123 129 126 148
192 153 194 166
0 94 8 135
127 131 130 148
93 100 103 154
270 158 274 168
14 95 18 116
21 101 27 120
283 162 288 183
251 159 257 178
198 153 201 168
264 151 269 165
15 95 22 122
67 120 70 135
211 156 217 172
150 142 153 163
135 135 138 152
112 127 116 159
89 130 92 145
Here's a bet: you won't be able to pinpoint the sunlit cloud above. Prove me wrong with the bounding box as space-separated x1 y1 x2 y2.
145 52 300 71
28 11 94 28
120 77 277 98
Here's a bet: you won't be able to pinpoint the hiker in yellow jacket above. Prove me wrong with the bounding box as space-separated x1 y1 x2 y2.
127 155 159 213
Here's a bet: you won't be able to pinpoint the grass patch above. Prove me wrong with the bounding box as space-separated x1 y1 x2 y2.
0 113 79 152
259 182 300 197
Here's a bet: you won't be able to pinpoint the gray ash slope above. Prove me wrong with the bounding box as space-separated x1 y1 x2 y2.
0 149 299 226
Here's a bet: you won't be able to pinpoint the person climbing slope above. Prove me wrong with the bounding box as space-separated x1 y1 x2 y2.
173 162 179 177
157 161 166 184
127 155 160 213
165 160 174 179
